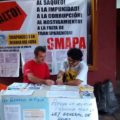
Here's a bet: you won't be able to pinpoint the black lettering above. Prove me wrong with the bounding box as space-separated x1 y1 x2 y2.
1 13 8 21
37 0 42 5
41 7 47 12
15 6 21 15
10 8 19 17
37 20 42 24
0 6 22 24
0 16 4 23
44 0 65 5
4 10 12 19
37 7 40 12
41 14 47 18
37 14 40 18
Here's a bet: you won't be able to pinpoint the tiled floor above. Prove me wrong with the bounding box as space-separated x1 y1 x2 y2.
99 80 120 120
99 115 116 120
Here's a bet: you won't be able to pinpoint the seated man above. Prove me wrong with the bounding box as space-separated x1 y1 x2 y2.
23 46 55 85
56 48 88 86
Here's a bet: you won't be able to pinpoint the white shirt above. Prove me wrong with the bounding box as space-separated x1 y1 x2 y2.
60 60 88 85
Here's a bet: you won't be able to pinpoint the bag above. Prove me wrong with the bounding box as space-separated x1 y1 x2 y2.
94 80 119 114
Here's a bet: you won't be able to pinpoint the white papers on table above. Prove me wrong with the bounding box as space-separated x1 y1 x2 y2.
7 82 28 90
47 91 80 98
48 85 80 98
8 83 42 90
26 84 41 90
50 85 66 91
3 90 34 96
50 85 79 91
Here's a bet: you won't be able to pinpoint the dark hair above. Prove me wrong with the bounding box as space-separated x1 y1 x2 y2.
67 48 83 61
34 46 46 57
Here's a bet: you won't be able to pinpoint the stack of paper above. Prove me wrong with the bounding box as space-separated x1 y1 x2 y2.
3 89 34 96
79 85 94 98
50 85 66 91
26 84 41 90
47 90 80 98
48 85 80 98
7 82 28 90
79 85 94 93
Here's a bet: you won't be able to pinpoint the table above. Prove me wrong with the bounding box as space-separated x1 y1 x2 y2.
0 85 98 120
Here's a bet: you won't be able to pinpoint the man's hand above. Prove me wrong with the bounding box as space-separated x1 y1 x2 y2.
45 79 55 86
56 80 64 85
65 79 82 86
56 71 64 85
27 73 55 85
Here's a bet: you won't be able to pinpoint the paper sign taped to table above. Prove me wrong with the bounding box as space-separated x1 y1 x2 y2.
23 109 45 120
49 98 98 120
47 91 80 98
4 105 21 120
1 97 49 120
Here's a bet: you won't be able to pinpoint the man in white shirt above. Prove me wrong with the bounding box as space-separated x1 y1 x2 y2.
56 48 88 86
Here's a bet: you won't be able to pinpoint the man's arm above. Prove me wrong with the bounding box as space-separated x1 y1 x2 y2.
56 71 82 86
27 73 54 85
76 61 88 85
56 71 64 85
65 61 88 86
65 79 82 86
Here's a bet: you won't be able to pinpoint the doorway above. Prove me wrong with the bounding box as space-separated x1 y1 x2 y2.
117 9 120 81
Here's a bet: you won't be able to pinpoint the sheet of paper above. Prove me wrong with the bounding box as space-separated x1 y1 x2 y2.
50 85 66 91
4 105 21 120
8 82 28 90
66 86 80 91
26 84 41 90
0 52 20 77
47 91 80 98
3 90 34 96
2 97 49 120
50 85 79 91
23 109 45 120
49 98 98 120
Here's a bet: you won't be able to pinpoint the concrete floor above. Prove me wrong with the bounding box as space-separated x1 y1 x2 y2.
99 80 120 120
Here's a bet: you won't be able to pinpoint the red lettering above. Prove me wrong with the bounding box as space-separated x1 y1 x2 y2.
65 37 71 49
73 37 79 48
47 37 86 50
79 37 86 49
55 38 64 49
47 38 54 50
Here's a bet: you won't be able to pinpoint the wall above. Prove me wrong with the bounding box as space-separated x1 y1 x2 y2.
0 0 117 86
88 0 116 85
